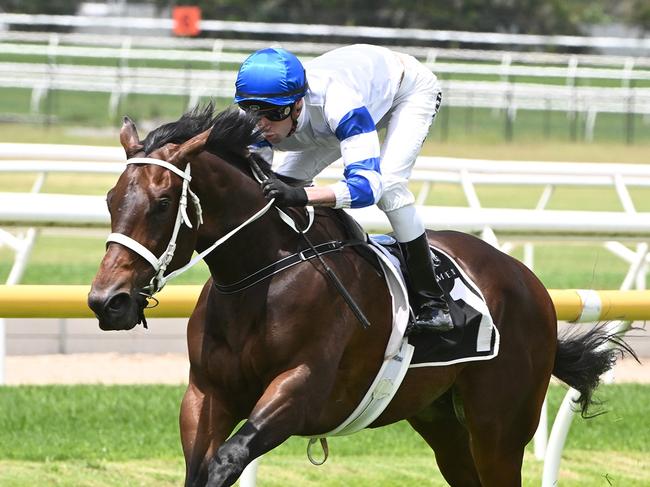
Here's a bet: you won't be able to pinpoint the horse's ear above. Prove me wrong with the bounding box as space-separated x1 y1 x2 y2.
169 127 213 164
120 116 144 158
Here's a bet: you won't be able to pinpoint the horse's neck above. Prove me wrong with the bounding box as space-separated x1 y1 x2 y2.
191 152 287 286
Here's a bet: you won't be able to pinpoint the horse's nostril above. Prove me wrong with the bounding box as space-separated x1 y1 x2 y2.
106 293 131 313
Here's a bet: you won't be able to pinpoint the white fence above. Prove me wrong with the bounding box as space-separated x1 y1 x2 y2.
1 23 648 144
1 143 648 487
2 63 649 142
4 30 650 70
2 13 649 51
2 143 650 238
1 34 649 128
3 37 650 80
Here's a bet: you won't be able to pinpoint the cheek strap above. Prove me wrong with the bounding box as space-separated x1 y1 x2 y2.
286 106 301 138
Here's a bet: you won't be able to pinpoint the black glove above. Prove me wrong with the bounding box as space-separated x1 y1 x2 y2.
262 178 308 207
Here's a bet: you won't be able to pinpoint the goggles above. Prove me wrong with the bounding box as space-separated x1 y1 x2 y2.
240 103 293 122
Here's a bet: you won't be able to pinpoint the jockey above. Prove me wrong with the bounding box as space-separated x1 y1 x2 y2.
234 44 453 333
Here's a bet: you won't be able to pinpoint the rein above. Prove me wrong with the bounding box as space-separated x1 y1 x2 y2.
213 239 370 294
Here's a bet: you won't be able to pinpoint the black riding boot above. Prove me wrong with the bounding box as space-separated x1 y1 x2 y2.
399 233 454 333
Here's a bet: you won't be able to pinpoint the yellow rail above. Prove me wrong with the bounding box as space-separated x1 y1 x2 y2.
0 285 649 322
548 289 650 322
0 285 203 318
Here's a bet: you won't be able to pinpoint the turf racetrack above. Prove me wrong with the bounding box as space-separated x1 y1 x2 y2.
0 384 647 486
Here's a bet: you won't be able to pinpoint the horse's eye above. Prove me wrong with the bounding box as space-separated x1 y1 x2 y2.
157 198 171 211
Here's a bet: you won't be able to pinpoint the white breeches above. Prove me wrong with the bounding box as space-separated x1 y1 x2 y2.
377 53 441 242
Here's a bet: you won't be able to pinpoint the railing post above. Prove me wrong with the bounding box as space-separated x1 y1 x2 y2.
239 458 259 487
541 387 581 487
534 398 548 460
58 318 68 354
626 79 635 145
0 172 47 384
541 240 645 485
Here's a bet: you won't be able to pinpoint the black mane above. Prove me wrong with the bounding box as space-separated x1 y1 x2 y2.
141 102 273 176
142 103 216 155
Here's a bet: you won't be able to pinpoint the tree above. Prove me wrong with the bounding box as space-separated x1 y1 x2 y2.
0 0 77 15
627 0 650 33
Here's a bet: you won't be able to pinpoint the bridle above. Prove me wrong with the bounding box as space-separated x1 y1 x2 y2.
106 156 313 297
106 157 203 296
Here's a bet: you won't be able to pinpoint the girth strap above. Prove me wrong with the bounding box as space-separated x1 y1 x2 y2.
213 239 367 294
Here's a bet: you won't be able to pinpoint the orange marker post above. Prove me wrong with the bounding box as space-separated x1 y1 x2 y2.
173 6 201 37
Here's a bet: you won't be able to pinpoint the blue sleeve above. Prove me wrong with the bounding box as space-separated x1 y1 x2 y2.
332 107 383 208
344 160 381 208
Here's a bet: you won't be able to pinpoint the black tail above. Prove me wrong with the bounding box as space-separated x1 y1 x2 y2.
552 325 638 418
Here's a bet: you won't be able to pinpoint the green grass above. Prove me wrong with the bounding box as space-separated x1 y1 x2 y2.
0 453 648 486
0 384 647 485
1 384 646 459
429 139 650 163
0 174 117 195
513 244 632 289
0 459 185 487
432 105 650 145
0 385 184 461
0 87 231 127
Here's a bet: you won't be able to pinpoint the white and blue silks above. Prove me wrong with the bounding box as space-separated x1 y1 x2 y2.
252 44 441 242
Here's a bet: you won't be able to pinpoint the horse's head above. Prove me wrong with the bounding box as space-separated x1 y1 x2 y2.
89 105 265 330
88 117 210 330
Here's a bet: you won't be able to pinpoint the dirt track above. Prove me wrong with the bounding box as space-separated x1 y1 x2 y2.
4 353 648 385
5 353 189 385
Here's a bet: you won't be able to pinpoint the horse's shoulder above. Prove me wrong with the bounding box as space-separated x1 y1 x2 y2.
316 207 367 242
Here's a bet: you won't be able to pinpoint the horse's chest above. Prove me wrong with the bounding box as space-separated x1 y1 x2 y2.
191 333 262 391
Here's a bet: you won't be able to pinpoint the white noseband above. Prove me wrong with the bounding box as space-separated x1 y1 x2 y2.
106 157 203 294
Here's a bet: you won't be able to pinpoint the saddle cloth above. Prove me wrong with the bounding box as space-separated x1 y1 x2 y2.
370 234 500 366
314 234 499 438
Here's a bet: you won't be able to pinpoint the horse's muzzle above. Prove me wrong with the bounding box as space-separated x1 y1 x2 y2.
88 288 143 331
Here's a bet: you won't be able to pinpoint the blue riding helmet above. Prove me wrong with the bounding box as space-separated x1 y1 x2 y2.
234 48 307 107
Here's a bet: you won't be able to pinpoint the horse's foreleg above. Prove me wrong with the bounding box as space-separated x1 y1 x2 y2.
181 378 238 487
206 363 330 487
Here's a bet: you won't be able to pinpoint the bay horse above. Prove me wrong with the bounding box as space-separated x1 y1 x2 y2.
88 105 628 487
